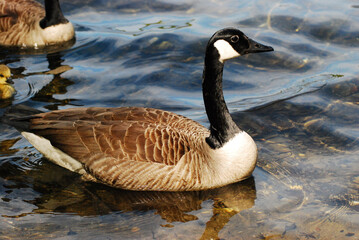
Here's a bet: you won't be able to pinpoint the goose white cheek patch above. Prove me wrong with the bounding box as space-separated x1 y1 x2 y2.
214 39 240 62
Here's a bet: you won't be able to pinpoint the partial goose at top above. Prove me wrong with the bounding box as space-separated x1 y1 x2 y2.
0 0 75 48
4 28 273 191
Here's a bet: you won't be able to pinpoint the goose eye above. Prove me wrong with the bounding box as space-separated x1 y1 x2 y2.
0 74 4 78
230 35 239 43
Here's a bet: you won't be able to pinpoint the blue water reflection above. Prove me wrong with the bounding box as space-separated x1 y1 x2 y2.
0 0 358 239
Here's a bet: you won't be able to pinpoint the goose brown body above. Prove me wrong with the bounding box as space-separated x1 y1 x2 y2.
0 0 74 47
24 107 238 191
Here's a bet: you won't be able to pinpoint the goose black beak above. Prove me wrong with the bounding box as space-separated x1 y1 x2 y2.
6 77 14 84
245 38 274 54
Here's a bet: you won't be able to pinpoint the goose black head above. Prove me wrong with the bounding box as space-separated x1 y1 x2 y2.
208 28 274 63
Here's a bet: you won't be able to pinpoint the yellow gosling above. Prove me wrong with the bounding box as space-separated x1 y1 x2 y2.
0 65 15 99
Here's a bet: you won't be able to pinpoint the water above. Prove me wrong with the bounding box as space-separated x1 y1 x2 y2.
0 0 358 239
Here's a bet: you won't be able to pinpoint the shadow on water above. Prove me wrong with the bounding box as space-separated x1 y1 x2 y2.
0 38 76 56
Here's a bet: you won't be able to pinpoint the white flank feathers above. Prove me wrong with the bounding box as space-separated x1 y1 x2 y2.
40 22 75 45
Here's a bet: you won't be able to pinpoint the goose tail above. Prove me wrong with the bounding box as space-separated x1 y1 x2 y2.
1 104 43 131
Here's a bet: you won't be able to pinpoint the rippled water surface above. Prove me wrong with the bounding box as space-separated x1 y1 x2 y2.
0 0 359 239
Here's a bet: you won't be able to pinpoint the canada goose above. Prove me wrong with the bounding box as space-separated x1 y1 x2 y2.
4 28 273 191
0 64 15 99
0 0 74 47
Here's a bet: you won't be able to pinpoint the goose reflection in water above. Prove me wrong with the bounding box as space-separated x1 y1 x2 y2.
5 162 255 239
30 53 75 110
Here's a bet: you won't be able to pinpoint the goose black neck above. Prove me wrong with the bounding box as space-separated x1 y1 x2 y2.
202 47 240 149
40 0 69 29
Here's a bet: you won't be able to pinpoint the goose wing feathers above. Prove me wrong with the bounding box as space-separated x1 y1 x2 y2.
27 107 209 188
